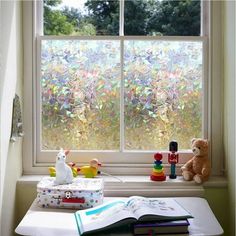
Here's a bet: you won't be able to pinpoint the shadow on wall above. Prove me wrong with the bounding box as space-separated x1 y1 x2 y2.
0 0 16 208
0 0 16 91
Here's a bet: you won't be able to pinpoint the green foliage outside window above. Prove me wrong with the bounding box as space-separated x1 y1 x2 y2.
43 0 200 36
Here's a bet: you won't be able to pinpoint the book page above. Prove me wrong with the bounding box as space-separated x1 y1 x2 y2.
125 197 192 220
75 200 136 234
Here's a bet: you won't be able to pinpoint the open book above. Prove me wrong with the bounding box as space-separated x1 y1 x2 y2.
74 196 193 235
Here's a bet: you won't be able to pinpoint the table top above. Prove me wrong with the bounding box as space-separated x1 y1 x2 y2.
15 197 223 236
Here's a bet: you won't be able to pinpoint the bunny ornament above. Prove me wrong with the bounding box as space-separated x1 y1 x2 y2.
54 148 73 185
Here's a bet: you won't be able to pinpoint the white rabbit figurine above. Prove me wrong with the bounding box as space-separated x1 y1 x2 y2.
54 148 73 185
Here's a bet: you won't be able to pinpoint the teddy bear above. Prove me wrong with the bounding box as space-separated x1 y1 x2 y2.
181 138 211 184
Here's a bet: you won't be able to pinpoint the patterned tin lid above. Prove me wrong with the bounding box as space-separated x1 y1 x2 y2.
37 177 104 192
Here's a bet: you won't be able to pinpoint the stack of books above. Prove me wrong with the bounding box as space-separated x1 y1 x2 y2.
133 219 190 235
74 196 192 235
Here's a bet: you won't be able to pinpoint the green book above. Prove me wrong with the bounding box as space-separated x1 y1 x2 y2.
74 196 193 235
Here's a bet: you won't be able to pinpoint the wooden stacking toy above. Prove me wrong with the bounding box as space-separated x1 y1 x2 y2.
150 152 166 181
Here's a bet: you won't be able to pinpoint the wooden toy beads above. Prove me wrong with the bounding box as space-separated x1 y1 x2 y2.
150 152 166 181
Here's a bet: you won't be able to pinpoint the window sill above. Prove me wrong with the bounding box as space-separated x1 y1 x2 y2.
17 175 227 197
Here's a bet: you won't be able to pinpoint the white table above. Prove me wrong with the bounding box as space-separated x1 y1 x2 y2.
15 197 223 236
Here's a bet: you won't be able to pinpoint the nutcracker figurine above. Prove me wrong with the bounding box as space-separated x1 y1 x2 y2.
168 141 179 179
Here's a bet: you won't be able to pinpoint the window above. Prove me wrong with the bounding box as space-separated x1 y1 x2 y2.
23 0 223 176
40 39 203 151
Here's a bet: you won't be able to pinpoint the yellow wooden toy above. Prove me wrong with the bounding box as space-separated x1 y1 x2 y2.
78 159 101 178
48 167 56 177
48 162 79 178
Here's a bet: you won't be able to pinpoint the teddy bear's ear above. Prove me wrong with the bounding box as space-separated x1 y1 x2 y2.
191 138 196 144
204 139 209 145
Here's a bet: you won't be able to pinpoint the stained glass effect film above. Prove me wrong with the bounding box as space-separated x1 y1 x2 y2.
124 40 203 150
41 39 203 151
41 40 120 150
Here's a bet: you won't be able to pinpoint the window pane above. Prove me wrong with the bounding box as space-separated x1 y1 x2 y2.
85 0 119 35
124 0 201 36
124 40 203 150
43 0 119 36
41 40 120 150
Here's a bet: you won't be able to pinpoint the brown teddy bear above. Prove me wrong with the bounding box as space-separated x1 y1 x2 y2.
181 138 211 184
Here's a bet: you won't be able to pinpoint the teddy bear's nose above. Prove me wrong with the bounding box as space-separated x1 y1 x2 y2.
192 148 196 152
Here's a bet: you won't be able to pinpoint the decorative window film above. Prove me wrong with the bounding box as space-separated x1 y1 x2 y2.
124 40 203 150
40 39 203 151
41 40 120 150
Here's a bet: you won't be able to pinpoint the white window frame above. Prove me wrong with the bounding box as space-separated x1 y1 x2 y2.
22 0 224 176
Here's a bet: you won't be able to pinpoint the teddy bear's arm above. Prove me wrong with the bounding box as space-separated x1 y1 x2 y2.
181 159 193 171
202 162 211 176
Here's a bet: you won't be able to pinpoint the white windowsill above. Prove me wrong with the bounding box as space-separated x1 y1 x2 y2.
17 175 227 198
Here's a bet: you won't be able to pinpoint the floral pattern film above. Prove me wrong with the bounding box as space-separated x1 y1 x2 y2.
41 40 120 150
124 40 203 150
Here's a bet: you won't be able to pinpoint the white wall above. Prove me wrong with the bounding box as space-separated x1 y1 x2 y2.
223 1 235 235
0 0 23 235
